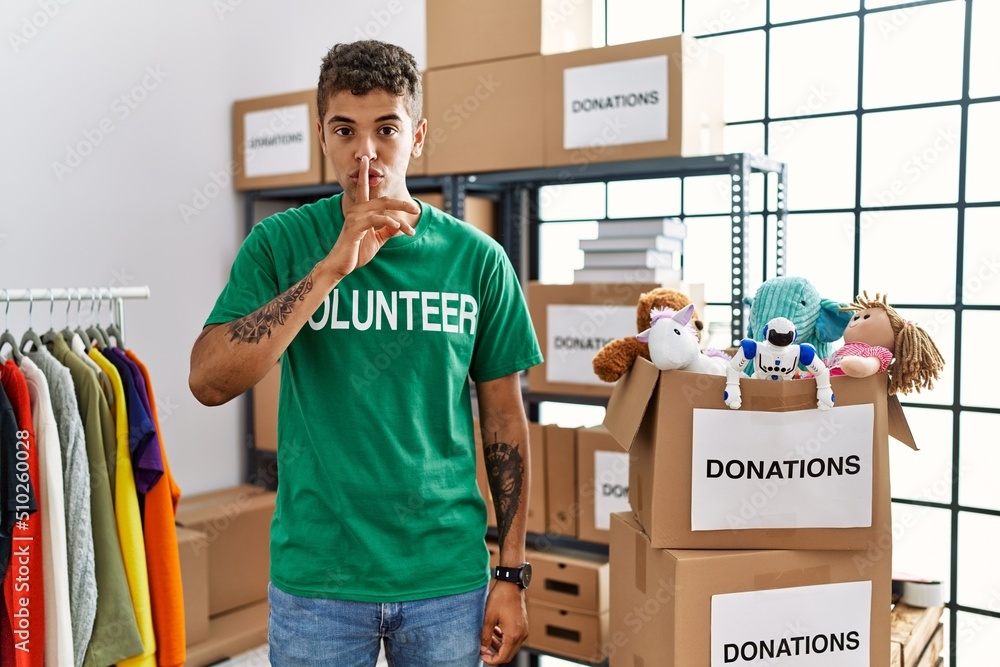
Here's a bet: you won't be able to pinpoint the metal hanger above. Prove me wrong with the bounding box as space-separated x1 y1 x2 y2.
19 289 45 354
56 287 77 343
0 289 24 364
73 288 91 346
106 289 124 348
86 288 110 350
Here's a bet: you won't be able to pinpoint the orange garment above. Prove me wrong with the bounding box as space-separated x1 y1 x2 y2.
126 351 185 667
1 360 45 667
86 351 155 667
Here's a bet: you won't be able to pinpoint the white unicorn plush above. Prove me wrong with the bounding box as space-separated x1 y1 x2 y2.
636 304 729 375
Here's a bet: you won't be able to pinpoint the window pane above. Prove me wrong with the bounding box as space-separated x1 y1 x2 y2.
895 307 954 407
747 214 765 297
683 175 730 215
769 18 859 118
768 114 857 210
959 514 1000 610
971 0 1000 98
538 402 606 428
863 2 965 108
607 177 681 218
889 407 953 503
539 221 598 284
966 102 1000 204
724 122 764 158
962 311 1000 409
684 0 765 35
702 304 733 349
892 503 952 601
957 612 1000 667
607 0 681 45
860 107 961 207
785 213 855 299
748 172 764 214
539 182 606 221
701 31 766 122
860 209 957 304
959 412 1000 512
770 0 859 23
963 208 1000 306
683 215 731 302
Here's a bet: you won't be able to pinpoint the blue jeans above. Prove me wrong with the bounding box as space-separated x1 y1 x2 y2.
268 583 488 667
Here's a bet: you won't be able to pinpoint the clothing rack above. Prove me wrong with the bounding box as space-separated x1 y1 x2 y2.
2 286 151 347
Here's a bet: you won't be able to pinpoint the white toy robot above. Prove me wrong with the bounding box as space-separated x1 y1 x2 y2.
724 316 834 411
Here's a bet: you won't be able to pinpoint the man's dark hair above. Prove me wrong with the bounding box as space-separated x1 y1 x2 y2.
317 40 422 124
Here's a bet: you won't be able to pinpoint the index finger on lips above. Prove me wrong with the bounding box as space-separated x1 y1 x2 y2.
357 156 370 204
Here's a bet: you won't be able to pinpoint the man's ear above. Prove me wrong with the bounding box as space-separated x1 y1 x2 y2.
816 298 853 342
411 118 427 158
316 118 328 157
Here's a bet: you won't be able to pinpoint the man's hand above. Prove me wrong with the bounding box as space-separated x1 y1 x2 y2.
323 156 419 280
480 581 528 665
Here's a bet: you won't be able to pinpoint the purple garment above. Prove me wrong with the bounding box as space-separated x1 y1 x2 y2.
102 349 162 494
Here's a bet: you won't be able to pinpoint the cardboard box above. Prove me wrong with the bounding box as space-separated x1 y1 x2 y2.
544 35 724 167
184 600 269 667
474 420 547 533
576 426 629 544
891 603 945 667
528 282 707 398
604 360 915 550
608 512 892 667
176 527 210 646
416 192 498 239
527 546 609 614
427 0 598 69
175 485 275 617
322 73 428 181
544 425 578 537
252 362 280 452
424 56 545 175
233 90 322 191
526 600 609 664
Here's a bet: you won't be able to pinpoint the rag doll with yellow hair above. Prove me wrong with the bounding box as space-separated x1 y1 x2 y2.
828 291 945 395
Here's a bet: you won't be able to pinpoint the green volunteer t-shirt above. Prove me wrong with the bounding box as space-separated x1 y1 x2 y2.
205 194 543 602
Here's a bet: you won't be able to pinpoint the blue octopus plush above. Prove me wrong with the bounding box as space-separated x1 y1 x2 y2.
743 277 852 376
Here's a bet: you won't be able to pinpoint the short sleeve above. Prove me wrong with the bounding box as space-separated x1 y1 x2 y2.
469 249 543 383
204 224 280 327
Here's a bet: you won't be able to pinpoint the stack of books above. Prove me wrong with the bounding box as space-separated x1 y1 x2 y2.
574 217 686 284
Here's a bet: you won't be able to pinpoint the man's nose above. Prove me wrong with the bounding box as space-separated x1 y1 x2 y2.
355 133 376 162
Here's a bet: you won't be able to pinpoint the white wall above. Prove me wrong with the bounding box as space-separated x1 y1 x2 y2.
1 1 426 495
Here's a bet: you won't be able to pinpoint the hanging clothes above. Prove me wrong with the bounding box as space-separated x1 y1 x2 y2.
0 383 27 665
126 352 185 667
1 360 45 667
24 348 95 667
19 357 73 667
36 339 141 666
87 350 155 667
101 350 161 496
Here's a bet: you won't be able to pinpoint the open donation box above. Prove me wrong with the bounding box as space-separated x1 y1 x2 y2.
604 358 916 550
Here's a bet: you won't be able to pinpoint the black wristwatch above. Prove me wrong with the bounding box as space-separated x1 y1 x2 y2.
494 563 532 589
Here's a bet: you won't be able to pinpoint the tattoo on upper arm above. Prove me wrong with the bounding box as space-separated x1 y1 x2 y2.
227 273 314 344
484 434 524 550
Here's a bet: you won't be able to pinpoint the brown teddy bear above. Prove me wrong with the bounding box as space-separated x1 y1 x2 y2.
592 287 704 383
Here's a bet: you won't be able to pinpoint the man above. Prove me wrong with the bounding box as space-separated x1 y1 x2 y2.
189 40 542 666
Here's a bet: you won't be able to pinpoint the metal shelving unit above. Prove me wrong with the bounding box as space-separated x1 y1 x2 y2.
240 153 787 667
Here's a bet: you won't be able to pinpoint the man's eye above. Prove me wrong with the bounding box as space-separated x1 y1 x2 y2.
334 127 352 136
378 126 398 135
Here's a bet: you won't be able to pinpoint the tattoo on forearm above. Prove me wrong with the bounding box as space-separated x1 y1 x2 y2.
227 273 314 344
484 435 524 551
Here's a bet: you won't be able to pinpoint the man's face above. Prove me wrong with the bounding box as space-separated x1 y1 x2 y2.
318 90 426 207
